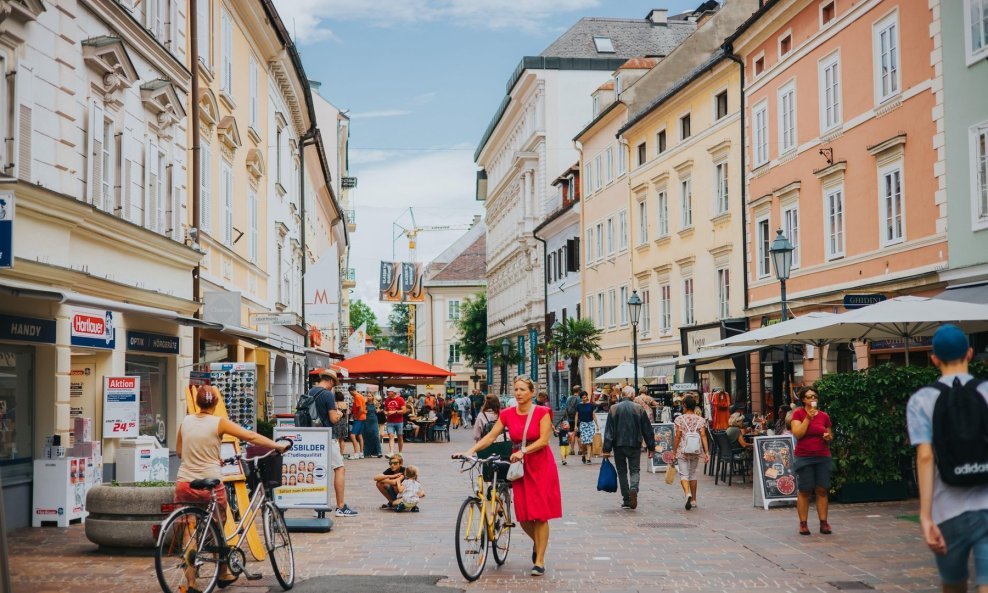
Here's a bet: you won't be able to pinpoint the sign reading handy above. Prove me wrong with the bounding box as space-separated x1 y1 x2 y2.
103 376 140 438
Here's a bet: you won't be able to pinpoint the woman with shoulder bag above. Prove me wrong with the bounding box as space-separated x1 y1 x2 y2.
458 376 562 577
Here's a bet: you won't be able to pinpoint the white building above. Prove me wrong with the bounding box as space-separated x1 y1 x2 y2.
474 11 696 395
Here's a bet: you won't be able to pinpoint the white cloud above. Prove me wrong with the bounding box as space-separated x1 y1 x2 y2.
346 147 484 319
348 109 413 119
273 0 601 43
349 149 399 165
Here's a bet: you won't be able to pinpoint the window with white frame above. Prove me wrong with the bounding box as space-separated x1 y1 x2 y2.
584 163 592 195
276 124 283 185
618 210 628 250
637 200 648 244
87 99 112 211
966 0 988 63
605 147 614 183
880 163 905 245
587 296 595 327
608 289 617 327
783 205 800 268
874 12 899 103
973 121 988 223
717 268 730 319
596 222 603 258
595 155 602 190
197 0 210 68
448 343 461 364
660 284 671 332
249 55 259 130
716 90 728 120
586 228 594 262
682 277 695 325
641 288 651 336
617 145 626 176
200 140 211 231
656 129 667 155
606 217 614 255
592 94 599 117
680 177 692 228
220 9 233 96
753 101 768 166
248 190 258 263
657 190 669 237
637 142 647 166
757 217 771 278
619 286 628 325
154 143 166 233
820 53 841 131
715 161 729 214
221 160 233 246
826 186 846 258
680 113 691 140
597 293 605 328
102 115 113 211
779 82 797 153
146 0 169 45
448 300 461 321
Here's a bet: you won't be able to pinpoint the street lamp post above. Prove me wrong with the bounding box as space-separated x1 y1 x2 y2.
769 229 795 407
447 354 454 398
627 290 643 392
551 319 562 408
500 337 510 397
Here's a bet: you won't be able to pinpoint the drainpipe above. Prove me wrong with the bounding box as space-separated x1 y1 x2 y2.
190 0 201 363
299 127 318 348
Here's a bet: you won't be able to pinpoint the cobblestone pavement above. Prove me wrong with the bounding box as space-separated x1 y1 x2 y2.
8 426 939 593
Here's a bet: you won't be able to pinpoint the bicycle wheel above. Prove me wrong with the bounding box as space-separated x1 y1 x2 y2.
155 506 223 593
490 496 511 566
263 502 295 590
454 497 487 582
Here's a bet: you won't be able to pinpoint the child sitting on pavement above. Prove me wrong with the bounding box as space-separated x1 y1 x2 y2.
373 453 405 509
392 465 425 512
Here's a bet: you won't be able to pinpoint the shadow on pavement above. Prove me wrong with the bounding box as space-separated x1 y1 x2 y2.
270 575 464 593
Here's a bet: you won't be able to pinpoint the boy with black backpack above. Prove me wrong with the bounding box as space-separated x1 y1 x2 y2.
906 324 988 592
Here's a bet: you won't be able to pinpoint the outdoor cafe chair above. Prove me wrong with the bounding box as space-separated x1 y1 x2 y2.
704 427 718 476
714 431 748 486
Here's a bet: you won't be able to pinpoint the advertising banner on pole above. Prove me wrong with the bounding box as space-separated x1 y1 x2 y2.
103 377 140 438
380 262 402 302
272 427 333 510
486 351 493 387
529 328 538 382
0 192 13 269
401 262 424 303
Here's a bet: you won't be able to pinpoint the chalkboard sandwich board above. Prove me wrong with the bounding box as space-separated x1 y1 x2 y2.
649 423 676 473
753 435 798 510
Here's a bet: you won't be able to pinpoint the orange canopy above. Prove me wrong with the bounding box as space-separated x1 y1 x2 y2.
338 349 454 380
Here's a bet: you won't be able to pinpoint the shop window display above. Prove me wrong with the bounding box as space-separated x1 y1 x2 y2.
125 356 167 445
0 345 33 460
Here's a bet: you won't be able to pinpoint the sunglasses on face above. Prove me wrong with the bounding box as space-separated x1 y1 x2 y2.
389 461 400 465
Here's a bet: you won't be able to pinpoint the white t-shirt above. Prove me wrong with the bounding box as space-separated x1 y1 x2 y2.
906 373 988 525
400 479 422 504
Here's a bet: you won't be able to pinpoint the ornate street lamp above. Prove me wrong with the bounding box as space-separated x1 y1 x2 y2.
628 290 643 392
500 337 510 397
769 229 795 406
551 319 562 408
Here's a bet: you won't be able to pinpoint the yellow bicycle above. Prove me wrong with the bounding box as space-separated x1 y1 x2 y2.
451 454 514 581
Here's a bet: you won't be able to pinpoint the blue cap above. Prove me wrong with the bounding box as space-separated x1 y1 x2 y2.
932 324 969 362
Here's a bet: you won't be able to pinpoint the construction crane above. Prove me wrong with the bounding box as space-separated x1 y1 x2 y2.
392 208 473 359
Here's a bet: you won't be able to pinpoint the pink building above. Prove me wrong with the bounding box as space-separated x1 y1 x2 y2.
726 0 944 412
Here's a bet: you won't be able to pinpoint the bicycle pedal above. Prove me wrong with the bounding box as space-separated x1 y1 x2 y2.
242 569 263 581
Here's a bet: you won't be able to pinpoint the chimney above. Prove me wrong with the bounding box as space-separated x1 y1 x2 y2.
647 9 668 25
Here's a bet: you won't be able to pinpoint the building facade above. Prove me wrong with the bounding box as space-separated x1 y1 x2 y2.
415 222 487 395
476 11 696 395
727 0 944 411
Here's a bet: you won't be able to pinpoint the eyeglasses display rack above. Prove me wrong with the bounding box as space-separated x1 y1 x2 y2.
194 363 258 432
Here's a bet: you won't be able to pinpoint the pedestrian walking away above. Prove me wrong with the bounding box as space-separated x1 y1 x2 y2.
473 394 501 442
907 324 988 592
601 385 657 510
672 394 709 510
459 375 562 577
791 386 833 535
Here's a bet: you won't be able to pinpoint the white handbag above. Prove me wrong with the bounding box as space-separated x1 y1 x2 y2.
506 406 535 482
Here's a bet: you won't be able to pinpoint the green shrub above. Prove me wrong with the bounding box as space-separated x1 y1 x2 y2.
814 361 988 493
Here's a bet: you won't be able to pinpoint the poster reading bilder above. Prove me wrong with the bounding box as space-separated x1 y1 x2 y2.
272 427 333 510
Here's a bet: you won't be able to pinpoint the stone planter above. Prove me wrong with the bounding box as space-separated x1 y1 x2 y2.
85 484 175 554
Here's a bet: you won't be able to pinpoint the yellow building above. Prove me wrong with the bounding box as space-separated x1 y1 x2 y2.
620 47 747 397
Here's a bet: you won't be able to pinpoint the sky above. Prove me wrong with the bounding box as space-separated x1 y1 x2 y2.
272 0 700 321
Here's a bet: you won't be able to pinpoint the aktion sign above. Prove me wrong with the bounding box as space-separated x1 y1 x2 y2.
103 376 140 438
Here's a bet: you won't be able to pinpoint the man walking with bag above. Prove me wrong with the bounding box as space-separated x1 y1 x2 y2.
907 325 988 591
602 385 658 509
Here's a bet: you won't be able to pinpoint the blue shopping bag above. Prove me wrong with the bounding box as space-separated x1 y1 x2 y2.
597 458 618 493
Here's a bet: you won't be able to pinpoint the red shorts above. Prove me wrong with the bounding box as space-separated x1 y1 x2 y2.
175 480 228 519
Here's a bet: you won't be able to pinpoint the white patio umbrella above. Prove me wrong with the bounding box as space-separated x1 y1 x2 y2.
740 296 988 364
703 312 841 349
593 361 646 383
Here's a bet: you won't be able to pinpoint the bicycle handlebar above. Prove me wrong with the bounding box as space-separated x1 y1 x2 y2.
451 453 512 470
222 437 293 466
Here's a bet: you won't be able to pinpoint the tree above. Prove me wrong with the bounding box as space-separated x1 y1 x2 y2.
457 293 488 367
547 317 602 387
348 300 382 347
386 304 410 355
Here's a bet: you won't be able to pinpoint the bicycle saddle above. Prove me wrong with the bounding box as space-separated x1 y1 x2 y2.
189 478 221 490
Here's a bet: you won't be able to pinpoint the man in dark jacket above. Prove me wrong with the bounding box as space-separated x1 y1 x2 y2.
564 385 582 457
603 385 658 509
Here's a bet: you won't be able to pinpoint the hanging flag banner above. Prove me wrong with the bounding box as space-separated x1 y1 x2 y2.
304 246 341 346
0 191 13 269
517 335 525 375
103 376 140 438
380 261 402 302
401 262 425 303
529 328 539 382
486 351 494 387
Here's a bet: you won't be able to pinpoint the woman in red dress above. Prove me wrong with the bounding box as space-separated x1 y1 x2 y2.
461 376 562 576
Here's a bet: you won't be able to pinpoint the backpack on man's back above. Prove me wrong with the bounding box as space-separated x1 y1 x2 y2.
295 388 326 428
931 377 988 486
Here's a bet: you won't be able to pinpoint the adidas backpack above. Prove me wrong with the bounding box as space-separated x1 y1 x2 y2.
931 377 988 486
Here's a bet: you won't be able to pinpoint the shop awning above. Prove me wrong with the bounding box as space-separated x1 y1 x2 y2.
642 359 677 378
936 283 988 305
677 344 763 368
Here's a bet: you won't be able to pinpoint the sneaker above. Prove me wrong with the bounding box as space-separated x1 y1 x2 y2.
410 506 420 513
685 495 693 511
531 565 545 577
621 503 632 509
394 503 406 512
336 504 359 517
629 490 638 510
561 459 567 466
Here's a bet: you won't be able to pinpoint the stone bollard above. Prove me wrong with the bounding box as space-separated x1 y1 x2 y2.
85 484 175 555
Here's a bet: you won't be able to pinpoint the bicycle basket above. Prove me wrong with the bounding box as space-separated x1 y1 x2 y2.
478 441 513 482
245 445 283 491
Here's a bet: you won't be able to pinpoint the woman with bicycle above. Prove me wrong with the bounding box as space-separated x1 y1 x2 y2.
175 386 289 588
459 376 561 577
